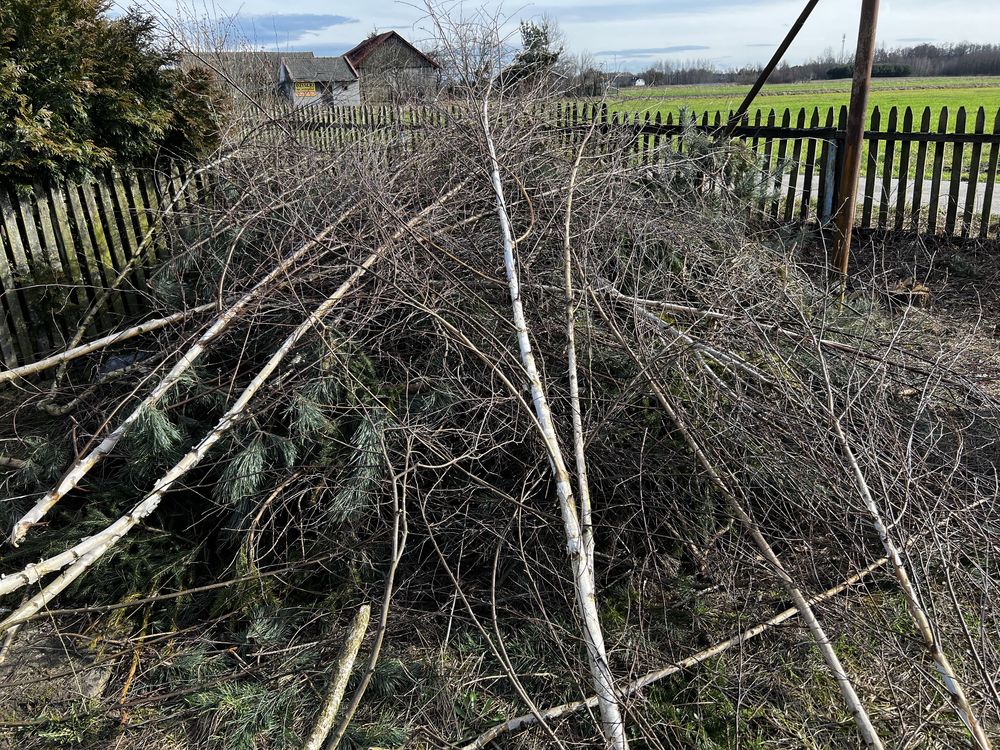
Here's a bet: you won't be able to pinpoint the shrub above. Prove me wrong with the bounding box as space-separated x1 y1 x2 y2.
0 0 220 183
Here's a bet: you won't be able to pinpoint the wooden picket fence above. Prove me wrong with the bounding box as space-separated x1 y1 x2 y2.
0 164 204 368
265 101 1000 239
3 102 999 368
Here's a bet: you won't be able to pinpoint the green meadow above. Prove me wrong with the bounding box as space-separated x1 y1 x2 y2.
608 76 1000 131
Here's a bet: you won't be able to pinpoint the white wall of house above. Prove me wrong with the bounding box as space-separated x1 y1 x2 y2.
321 81 361 106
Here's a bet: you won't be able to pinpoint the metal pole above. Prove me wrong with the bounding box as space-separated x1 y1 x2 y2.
722 0 821 135
832 0 881 276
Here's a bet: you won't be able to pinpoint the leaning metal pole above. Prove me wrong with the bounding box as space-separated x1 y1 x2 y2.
722 0 821 135
832 0 881 276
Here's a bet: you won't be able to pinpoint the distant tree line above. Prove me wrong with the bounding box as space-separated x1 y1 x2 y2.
569 42 1000 91
825 63 912 79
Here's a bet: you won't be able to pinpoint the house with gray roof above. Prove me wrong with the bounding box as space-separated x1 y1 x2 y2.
278 56 360 107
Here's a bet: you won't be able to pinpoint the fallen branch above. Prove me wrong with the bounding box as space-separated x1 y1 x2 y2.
8 221 350 547
0 180 465 623
590 289 884 749
819 347 992 750
325 448 409 749
481 97 628 750
301 604 371 750
0 304 214 386
459 551 892 749
0 456 26 470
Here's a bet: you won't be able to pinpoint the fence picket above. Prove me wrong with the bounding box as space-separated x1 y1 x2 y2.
771 110 791 219
945 107 967 234
816 108 836 223
894 108 914 231
0 189 32 363
927 108 949 234
784 111 804 222
108 170 145 290
46 183 91 335
877 107 898 228
14 191 60 351
861 106 881 228
94 175 141 315
79 180 127 318
980 109 1000 238
962 107 986 237
911 107 932 231
800 108 821 221
758 110 777 215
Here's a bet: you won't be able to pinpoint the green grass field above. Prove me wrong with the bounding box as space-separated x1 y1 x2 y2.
608 76 1000 131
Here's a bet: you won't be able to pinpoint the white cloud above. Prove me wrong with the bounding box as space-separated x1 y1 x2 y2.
137 0 1000 69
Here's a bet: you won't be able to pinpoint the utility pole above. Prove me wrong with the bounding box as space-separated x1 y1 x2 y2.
831 0 880 277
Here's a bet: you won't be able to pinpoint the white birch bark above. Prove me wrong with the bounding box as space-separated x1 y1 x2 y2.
0 304 215 386
0 183 464 628
8 221 349 546
592 299 884 749
822 375 991 750
301 604 371 750
480 101 628 750
563 123 598 575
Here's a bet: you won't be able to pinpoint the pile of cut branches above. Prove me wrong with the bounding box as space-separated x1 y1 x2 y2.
2 17 1000 750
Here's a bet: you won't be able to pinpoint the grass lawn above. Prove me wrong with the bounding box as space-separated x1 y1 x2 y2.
591 76 1000 183
607 76 1000 131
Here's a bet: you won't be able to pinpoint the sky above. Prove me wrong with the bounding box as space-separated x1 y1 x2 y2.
137 0 1000 71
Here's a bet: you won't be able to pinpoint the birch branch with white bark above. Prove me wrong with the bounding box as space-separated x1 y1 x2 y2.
0 183 464 618
8 219 351 547
818 351 992 750
480 98 628 750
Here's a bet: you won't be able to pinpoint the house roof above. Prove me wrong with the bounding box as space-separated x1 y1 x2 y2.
281 56 358 83
180 50 313 76
344 31 440 70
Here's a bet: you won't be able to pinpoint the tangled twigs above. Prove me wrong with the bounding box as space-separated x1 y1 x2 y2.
817 343 992 750
8 219 351 547
459 550 895 750
0 305 215 387
0 176 466 624
590 290 885 748
4 19 1000 746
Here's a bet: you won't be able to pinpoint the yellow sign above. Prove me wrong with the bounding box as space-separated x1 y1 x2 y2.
294 82 317 97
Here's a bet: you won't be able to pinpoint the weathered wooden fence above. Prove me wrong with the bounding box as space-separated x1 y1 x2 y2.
4 102 998 368
268 101 1000 239
0 165 203 368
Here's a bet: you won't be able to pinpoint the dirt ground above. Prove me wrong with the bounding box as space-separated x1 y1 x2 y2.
797 227 1000 397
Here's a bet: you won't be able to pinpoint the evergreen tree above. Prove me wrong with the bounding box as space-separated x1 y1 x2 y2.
0 0 220 182
500 20 563 89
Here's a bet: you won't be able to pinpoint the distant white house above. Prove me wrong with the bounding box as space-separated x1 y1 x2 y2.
635 78 646 87
278 56 360 107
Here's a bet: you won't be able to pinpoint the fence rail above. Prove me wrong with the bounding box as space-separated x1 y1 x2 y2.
0 165 203 368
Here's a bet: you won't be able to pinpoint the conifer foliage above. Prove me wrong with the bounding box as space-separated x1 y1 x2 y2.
0 0 220 182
